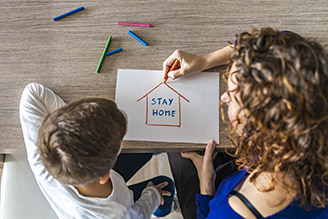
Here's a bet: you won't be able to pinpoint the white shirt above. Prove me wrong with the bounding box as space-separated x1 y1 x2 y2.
19 83 161 219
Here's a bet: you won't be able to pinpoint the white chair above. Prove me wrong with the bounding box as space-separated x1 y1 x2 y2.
1 153 57 219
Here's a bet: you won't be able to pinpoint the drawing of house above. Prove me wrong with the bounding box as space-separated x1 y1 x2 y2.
137 82 190 127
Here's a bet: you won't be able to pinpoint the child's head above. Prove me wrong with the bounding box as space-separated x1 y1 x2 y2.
37 98 127 186
221 27 328 207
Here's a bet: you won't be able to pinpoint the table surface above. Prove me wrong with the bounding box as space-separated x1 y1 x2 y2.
1 0 328 153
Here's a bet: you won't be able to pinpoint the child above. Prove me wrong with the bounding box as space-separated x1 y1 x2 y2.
164 28 328 218
19 83 175 218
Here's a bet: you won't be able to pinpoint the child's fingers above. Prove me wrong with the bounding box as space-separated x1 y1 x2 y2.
159 191 172 205
161 191 172 197
147 181 154 187
156 181 168 189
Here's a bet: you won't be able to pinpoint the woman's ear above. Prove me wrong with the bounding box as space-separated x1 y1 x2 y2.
99 170 110 185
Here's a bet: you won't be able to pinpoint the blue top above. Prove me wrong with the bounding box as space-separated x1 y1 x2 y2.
196 170 328 219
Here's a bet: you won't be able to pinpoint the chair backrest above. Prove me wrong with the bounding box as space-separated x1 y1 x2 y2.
1 153 57 219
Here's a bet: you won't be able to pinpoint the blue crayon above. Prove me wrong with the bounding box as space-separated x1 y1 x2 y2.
128 30 148 46
53 7 85 21
106 48 123 56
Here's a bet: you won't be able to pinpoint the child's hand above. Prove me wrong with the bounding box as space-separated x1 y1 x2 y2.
181 140 217 196
147 181 171 205
162 49 205 81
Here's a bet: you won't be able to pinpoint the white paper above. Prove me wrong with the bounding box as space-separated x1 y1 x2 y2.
115 69 220 144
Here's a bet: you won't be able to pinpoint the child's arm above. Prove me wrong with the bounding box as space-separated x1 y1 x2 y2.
19 83 66 176
129 186 162 218
162 45 233 80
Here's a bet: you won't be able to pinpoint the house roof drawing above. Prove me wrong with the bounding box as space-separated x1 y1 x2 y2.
137 82 189 103
137 82 190 127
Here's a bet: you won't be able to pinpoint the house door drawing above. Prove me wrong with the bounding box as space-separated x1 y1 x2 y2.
137 82 190 127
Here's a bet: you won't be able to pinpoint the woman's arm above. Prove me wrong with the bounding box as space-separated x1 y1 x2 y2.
162 45 233 80
181 140 218 218
202 45 233 70
182 140 217 195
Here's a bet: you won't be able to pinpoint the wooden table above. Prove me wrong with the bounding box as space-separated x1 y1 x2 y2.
1 0 327 153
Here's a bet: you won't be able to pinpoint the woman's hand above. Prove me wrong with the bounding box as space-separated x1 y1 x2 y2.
182 140 217 196
147 181 171 205
162 49 206 80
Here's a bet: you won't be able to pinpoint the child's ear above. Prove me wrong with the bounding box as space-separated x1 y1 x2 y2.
118 144 122 155
99 170 110 184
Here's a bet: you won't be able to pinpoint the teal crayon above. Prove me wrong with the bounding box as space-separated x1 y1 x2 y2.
128 30 148 46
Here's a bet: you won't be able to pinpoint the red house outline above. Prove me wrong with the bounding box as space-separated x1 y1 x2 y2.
137 82 190 127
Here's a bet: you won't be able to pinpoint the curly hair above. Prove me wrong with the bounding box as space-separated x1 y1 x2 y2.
225 27 328 208
38 98 127 186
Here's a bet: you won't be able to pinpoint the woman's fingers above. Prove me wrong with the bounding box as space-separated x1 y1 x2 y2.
204 140 216 163
168 68 185 79
181 151 198 159
163 50 181 79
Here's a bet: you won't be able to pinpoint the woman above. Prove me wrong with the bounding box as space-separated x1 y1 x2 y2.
164 28 328 218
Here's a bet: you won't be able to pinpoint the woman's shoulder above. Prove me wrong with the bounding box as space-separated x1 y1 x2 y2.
214 169 248 197
206 170 248 218
269 201 328 219
227 170 328 219
226 197 328 219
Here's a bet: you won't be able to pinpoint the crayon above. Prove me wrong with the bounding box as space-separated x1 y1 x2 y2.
117 22 152 27
96 36 112 73
128 30 148 46
53 7 85 21
106 48 123 56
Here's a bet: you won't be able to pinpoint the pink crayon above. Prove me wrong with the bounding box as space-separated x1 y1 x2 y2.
117 22 152 27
